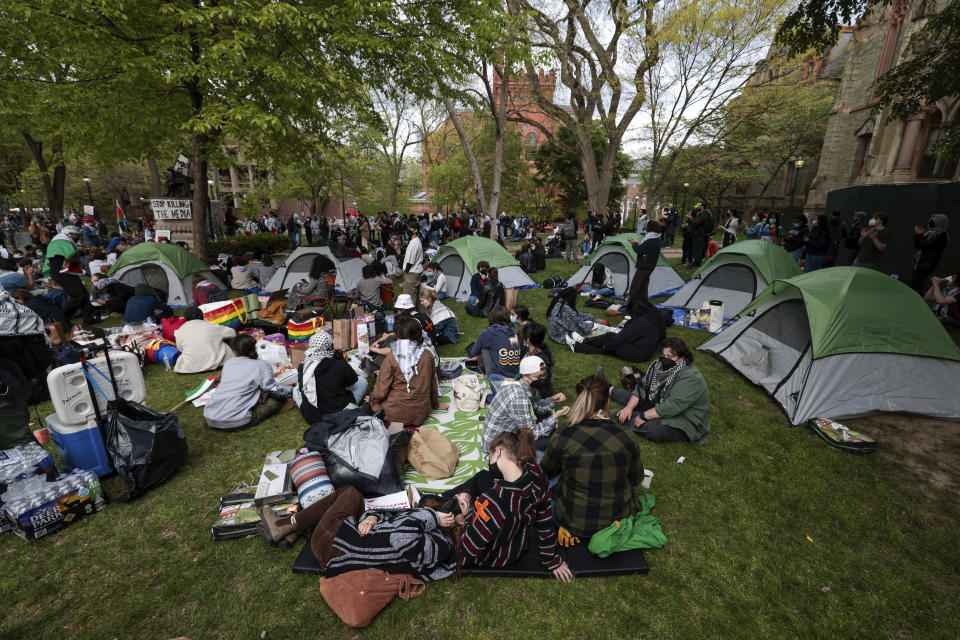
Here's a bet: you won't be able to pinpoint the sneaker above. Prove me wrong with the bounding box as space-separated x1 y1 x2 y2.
564 333 577 352
570 332 585 343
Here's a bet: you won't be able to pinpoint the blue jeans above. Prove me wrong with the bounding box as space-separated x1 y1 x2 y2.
436 291 449 300
789 248 803 263
465 295 478 315
435 317 459 344
485 373 506 404
581 285 614 297
348 377 368 404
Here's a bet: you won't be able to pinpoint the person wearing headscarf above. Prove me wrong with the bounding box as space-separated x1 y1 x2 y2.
911 214 950 293
293 331 365 424
368 313 439 426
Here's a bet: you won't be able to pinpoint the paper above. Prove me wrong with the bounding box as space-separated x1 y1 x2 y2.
363 490 412 511
254 462 291 501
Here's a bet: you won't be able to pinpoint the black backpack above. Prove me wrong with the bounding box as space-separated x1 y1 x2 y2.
542 276 567 289
562 218 577 239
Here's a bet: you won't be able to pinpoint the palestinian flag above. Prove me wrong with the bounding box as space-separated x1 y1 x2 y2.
115 199 130 233
185 374 220 403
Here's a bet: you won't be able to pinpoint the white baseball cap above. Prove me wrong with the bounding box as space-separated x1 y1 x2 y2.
395 294 415 310
518 355 545 375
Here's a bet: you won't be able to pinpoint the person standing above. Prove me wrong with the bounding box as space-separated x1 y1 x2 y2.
636 208 649 234
288 214 302 249
401 221 424 297
783 215 809 263
802 214 830 273
562 211 578 263
842 211 866 265
627 221 662 302
689 204 713 269
911 214 950 293
853 213 891 271
722 209 739 247
680 209 694 265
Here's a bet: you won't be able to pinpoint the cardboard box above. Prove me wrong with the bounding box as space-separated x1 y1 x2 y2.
289 343 308 368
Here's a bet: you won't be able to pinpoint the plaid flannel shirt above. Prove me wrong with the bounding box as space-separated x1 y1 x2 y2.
540 418 643 537
481 381 556 454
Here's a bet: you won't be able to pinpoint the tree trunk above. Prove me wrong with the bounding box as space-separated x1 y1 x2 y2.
191 141 210 262
486 64 509 220
21 131 65 219
148 158 162 197
441 95 488 214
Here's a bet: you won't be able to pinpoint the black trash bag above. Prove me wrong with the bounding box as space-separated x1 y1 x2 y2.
106 398 188 502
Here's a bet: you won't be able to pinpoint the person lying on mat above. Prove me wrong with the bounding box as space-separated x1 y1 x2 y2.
542 371 643 538
367 314 441 427
174 307 237 374
547 286 595 347
570 296 665 362
419 288 458 345
449 428 573 582
294 332 367 424
611 337 710 444
481 356 570 454
203 334 292 430
258 484 459 582
466 305 522 382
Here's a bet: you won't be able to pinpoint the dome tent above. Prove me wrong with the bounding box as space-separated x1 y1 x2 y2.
433 236 537 301
569 233 685 297
108 243 226 307
700 267 960 425
663 240 801 316
264 245 363 293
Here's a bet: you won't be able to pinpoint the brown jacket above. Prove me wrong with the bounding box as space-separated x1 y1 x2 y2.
258 300 287 325
369 350 438 426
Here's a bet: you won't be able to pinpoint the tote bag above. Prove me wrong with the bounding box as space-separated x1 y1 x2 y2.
287 316 323 343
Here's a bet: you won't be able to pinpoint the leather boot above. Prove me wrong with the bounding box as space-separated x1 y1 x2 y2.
259 507 297 544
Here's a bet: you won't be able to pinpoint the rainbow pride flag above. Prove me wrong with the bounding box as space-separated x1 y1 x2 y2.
287 316 323 343
199 298 247 329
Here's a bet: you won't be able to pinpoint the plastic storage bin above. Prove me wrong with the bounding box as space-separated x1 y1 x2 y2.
46 351 145 427
45 415 112 477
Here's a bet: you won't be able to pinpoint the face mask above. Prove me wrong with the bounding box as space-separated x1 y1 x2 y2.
530 377 547 391
752 216 758 222
812 220 819 227
868 219 877 227
658 356 677 370
793 223 799 229
510 315 518 324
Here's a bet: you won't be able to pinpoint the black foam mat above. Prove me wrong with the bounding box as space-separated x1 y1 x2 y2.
292 540 648 578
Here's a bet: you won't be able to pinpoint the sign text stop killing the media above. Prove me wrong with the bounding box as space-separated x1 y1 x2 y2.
151 199 192 220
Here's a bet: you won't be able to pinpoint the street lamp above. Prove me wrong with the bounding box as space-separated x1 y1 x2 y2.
83 177 94 207
789 157 804 214
339 168 347 227
682 182 689 214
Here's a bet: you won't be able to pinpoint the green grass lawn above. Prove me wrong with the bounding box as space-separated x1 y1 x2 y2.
2 257 959 640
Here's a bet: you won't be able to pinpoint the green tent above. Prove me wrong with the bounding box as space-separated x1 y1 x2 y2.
702 267 960 424
664 240 801 316
570 233 684 297
434 236 536 301
108 243 226 306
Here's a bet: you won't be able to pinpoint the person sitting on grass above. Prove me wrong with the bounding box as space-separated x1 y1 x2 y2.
367 314 440 427
481 355 570 454
611 337 710 444
466 305 522 382
520 321 558 401
174 306 237 374
203 334 292 430
230 257 259 292
294 331 366 424
464 261 490 315
419 288 458 345
547 286 595 347
541 371 643 538
511 304 531 333
580 262 615 299
124 283 172 327
570 296 666 362
420 261 449 300
470 266 505 318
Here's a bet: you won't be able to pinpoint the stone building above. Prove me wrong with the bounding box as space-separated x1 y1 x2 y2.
805 0 960 214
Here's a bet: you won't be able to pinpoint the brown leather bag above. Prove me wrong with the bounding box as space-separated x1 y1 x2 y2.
318 570 425 628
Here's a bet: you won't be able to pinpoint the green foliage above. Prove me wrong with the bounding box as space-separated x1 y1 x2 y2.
208 233 291 257
534 124 633 212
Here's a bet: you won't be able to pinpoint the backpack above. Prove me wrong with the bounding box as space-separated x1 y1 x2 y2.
562 218 577 239
453 375 484 412
542 276 567 289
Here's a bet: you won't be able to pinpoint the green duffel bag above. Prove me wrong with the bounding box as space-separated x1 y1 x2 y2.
806 417 877 454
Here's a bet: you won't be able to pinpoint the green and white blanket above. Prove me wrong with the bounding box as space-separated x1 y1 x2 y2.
401 360 489 493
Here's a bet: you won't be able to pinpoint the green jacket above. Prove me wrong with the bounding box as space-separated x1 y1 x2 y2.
654 363 710 444
42 235 78 277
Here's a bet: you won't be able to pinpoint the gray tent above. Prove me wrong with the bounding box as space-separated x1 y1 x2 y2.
700 267 960 425
569 233 685 297
264 246 363 293
663 240 801 316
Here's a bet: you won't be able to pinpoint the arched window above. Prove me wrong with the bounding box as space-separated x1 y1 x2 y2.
524 132 539 150
917 113 959 178
873 0 909 99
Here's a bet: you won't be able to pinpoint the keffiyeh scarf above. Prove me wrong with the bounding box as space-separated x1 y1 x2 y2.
300 332 335 407
642 357 687 406
392 338 426 393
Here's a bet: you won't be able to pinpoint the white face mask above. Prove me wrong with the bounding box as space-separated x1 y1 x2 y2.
511 315 518 324
868 218 877 227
